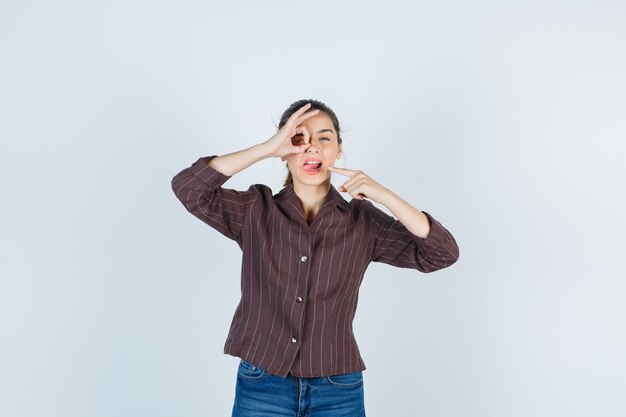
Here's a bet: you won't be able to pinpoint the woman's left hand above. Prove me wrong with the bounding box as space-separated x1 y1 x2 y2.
327 166 390 204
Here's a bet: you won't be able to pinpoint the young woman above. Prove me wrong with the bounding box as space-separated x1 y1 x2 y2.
171 99 460 417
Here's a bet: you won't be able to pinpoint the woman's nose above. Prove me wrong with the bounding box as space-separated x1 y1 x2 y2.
306 143 320 152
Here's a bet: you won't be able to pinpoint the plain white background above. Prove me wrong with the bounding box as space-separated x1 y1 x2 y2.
1 1 625 416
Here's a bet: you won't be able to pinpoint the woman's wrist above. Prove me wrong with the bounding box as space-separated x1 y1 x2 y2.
255 141 276 159
207 142 273 177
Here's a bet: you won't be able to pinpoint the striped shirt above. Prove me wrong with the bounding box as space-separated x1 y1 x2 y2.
171 155 460 378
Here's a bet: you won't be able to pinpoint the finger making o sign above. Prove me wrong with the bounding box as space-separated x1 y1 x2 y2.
291 124 310 147
266 102 321 161
327 166 389 204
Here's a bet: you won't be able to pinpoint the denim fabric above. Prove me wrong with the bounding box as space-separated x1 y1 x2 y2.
231 359 366 417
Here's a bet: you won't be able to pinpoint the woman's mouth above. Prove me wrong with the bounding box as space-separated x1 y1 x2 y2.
302 161 323 175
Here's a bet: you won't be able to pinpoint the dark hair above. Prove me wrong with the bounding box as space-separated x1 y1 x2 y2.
278 99 343 187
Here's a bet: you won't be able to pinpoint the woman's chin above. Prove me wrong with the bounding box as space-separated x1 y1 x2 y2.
295 175 328 186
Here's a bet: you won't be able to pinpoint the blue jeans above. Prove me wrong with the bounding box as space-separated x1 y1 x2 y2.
231 358 367 417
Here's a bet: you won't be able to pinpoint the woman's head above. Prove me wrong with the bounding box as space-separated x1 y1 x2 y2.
278 99 343 188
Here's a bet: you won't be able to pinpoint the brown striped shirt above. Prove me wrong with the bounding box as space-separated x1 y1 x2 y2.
171 155 460 378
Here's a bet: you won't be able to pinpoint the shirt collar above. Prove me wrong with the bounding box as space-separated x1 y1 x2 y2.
277 183 349 211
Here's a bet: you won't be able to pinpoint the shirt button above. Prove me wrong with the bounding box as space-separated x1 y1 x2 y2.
301 256 307 262
291 337 297 343
296 296 303 302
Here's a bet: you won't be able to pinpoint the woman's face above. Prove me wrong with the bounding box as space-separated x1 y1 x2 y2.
282 112 342 187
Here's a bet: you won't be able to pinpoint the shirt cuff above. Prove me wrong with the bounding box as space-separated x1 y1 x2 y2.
416 211 452 247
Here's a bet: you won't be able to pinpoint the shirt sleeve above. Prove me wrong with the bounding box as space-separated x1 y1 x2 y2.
170 155 260 245
367 201 460 273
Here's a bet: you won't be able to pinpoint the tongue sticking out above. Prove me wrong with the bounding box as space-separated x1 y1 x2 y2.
303 163 322 171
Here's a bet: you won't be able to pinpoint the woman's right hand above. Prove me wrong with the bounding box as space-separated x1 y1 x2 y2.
262 103 320 160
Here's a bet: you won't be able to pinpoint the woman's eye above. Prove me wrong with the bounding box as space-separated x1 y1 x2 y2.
321 137 330 141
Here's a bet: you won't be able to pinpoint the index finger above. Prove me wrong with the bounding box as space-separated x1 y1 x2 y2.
295 109 320 126
290 103 319 123
327 166 356 177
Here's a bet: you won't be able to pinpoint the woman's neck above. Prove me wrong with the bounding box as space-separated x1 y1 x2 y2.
292 180 331 223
